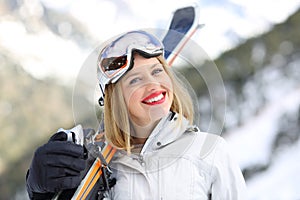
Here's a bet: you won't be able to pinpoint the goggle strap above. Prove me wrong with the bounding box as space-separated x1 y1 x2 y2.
99 84 105 106
98 97 104 106
133 49 163 59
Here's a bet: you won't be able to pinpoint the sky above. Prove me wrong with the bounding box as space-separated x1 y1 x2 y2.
1 0 300 81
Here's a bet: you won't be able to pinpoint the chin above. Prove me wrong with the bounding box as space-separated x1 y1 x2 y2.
148 106 170 122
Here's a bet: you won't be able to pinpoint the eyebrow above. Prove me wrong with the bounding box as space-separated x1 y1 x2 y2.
122 63 162 82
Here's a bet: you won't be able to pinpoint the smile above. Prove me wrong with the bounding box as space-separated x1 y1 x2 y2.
142 92 166 105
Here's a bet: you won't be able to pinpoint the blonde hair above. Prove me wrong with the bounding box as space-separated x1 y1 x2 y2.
104 55 194 152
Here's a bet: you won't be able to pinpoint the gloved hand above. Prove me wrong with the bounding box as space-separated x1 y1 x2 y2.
26 131 87 199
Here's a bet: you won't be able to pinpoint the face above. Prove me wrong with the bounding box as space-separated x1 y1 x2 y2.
120 54 173 127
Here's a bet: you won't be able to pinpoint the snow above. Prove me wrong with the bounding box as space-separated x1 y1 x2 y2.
246 139 300 199
0 20 87 83
2 0 300 198
223 58 300 199
2 0 300 80
226 86 300 167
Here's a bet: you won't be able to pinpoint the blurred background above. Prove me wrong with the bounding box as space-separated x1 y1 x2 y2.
1 0 300 199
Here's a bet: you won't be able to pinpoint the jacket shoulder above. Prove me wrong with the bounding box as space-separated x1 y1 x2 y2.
184 129 224 159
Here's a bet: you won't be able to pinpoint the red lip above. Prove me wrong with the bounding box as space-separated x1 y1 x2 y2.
142 91 166 105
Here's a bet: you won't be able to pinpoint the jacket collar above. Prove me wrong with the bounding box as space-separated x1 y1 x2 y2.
140 111 191 154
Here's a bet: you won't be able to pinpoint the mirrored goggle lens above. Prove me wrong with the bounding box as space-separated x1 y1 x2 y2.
100 56 128 77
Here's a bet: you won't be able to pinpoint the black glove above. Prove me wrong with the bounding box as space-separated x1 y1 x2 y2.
26 131 87 199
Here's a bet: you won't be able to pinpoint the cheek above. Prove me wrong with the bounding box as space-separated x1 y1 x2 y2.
121 83 137 107
161 76 173 93
124 87 143 107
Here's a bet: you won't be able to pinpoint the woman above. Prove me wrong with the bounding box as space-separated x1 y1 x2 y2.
26 30 246 199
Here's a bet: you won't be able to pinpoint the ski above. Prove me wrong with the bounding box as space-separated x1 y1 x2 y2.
66 4 201 200
71 141 117 200
162 3 201 65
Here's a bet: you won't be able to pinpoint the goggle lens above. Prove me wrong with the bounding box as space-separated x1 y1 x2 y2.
100 56 128 77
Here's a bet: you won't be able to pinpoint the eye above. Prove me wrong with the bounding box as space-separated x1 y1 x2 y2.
152 65 164 75
129 77 141 85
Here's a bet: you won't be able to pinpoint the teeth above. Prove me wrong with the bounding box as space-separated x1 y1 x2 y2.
145 93 164 103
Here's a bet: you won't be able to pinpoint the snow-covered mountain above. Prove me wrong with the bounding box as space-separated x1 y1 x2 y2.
1 0 300 199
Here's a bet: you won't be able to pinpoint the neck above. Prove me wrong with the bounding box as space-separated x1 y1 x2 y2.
130 119 160 144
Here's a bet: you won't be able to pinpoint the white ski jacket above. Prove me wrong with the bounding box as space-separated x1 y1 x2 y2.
109 112 247 200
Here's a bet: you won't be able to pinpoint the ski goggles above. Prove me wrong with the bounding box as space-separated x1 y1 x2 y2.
97 30 164 105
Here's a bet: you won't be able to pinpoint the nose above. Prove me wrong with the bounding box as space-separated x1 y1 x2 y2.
143 75 160 91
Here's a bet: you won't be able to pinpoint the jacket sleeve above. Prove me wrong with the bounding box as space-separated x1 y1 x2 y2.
210 137 247 200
